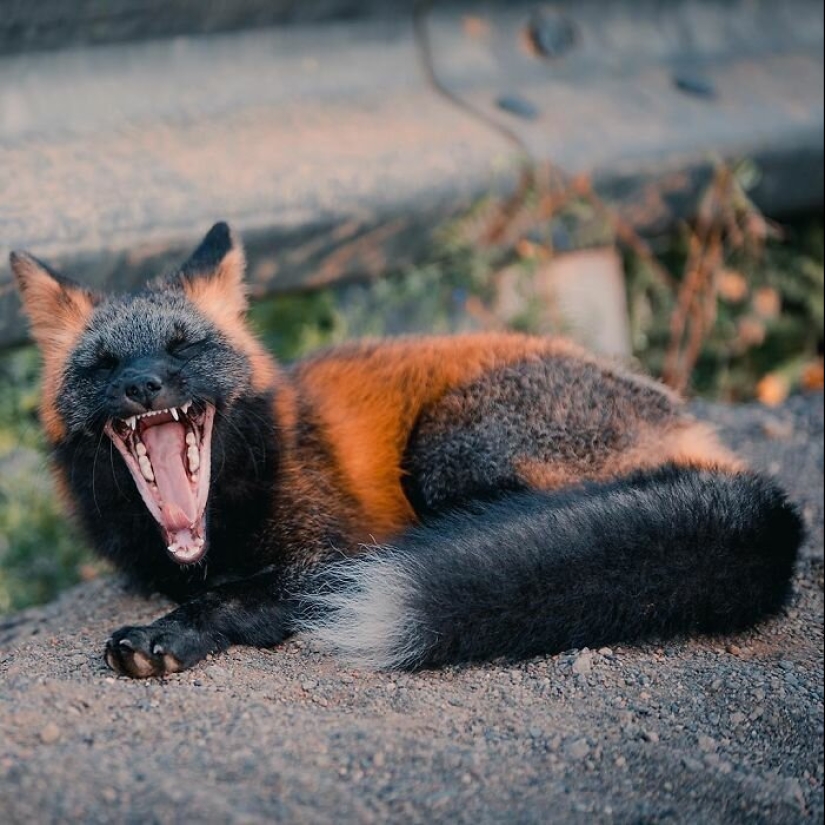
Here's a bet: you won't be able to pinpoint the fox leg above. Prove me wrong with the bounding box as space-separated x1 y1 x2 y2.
105 570 297 678
402 357 737 517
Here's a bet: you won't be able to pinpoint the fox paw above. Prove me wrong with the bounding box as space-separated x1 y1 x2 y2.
105 624 212 678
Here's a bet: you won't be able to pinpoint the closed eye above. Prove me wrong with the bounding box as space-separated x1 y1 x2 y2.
168 338 208 358
96 353 119 373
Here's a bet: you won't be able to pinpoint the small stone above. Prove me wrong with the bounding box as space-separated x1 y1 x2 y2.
730 712 746 726
697 735 717 753
597 647 614 658
39 723 61 744
566 739 590 760
572 651 594 676
726 644 742 657
642 730 660 744
205 664 230 682
614 756 627 769
761 419 794 441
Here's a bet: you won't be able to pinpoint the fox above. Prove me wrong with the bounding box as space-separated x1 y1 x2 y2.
10 222 804 679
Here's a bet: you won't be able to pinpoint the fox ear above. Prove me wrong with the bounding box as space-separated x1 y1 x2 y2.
178 222 248 319
10 252 98 355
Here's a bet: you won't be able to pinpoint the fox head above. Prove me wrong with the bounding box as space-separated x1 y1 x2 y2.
11 222 278 567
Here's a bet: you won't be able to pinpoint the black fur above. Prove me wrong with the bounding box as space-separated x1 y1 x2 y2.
11 227 806 678
303 465 804 669
402 357 681 515
54 392 282 600
179 221 234 279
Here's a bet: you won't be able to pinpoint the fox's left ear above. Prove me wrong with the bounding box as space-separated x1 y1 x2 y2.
10 252 99 355
178 222 248 319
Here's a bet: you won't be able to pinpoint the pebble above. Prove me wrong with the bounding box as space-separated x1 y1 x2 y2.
205 664 230 682
761 418 795 441
642 730 660 744
572 651 594 676
566 739 590 760
39 723 61 744
697 735 718 753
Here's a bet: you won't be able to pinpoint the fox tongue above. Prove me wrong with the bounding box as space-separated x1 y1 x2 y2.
141 422 197 530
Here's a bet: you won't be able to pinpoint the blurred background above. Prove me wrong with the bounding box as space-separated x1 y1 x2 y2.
0 0 823 613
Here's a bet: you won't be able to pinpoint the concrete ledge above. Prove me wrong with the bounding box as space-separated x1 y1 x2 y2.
1 1 823 347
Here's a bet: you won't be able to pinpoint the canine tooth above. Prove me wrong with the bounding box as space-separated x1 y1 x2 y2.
187 446 200 473
139 456 155 482
181 401 192 413
126 417 137 430
185 432 197 446
171 408 180 421
136 442 147 457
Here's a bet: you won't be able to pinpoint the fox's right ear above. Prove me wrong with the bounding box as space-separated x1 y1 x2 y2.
177 222 248 324
10 252 99 355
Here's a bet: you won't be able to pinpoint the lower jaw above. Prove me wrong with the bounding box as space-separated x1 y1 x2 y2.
164 531 208 566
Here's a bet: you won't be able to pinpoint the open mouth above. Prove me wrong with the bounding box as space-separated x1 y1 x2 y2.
105 401 215 565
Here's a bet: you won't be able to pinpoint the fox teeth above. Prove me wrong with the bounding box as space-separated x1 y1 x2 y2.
138 455 155 483
181 401 192 414
126 417 137 430
170 408 180 421
187 445 200 473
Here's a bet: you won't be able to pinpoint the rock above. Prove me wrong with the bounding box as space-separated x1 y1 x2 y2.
566 739 590 761
572 651 594 676
39 723 61 744
697 735 718 753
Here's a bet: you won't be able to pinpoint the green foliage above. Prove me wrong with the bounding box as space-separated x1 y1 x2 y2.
249 235 498 355
627 217 824 400
0 349 99 614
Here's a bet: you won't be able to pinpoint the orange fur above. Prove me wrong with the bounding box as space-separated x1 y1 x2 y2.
10 253 97 441
516 421 744 491
293 334 588 537
180 243 278 394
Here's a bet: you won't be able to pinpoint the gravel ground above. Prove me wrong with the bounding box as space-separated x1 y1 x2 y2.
1 395 823 825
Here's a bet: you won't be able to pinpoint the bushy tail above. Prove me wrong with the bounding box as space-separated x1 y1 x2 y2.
298 465 804 670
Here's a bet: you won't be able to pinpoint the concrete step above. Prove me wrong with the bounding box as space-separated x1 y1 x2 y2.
1 0 823 347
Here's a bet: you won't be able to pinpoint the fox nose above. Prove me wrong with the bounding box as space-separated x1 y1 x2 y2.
121 369 165 410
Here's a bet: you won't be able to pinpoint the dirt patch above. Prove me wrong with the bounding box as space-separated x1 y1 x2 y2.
1 395 823 824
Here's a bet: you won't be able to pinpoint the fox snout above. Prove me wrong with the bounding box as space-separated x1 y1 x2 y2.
109 356 187 417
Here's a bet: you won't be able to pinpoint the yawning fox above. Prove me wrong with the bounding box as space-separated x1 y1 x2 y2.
10 223 803 678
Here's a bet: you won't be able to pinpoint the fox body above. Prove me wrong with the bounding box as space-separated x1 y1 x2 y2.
11 223 803 678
